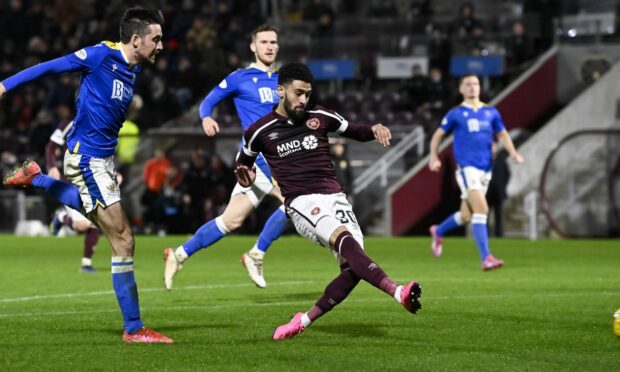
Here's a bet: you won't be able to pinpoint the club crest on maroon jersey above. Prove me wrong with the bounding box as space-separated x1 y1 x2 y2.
311 207 321 215
306 118 320 130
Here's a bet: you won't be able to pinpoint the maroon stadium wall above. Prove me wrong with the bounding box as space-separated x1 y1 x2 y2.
388 50 558 236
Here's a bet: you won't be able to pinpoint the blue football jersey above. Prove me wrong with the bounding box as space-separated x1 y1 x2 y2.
1 41 139 157
65 42 140 157
199 64 278 131
440 103 506 171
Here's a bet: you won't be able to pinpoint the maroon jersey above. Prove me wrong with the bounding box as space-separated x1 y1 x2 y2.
45 119 74 171
237 105 375 205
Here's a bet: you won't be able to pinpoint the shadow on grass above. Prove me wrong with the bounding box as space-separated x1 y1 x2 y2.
312 322 388 338
99 323 236 336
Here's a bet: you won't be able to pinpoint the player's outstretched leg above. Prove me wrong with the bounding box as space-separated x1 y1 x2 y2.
3 160 42 186
400 281 423 314
332 230 423 314
273 263 361 340
242 205 288 288
273 312 305 340
4 160 83 211
164 216 229 290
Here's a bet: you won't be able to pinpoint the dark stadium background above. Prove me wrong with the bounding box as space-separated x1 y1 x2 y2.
1 0 618 237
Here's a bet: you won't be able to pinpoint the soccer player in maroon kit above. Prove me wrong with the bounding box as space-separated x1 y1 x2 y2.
235 62 422 340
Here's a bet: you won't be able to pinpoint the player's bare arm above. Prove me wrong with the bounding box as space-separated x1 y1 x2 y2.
371 124 391 147
497 130 524 164
0 82 6 98
234 165 256 187
202 116 220 137
429 128 445 171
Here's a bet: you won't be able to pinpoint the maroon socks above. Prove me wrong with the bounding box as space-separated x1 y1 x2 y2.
83 227 100 259
334 231 397 293
308 263 361 321
304 231 401 325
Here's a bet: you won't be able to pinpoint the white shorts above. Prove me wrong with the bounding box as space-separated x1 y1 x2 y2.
455 166 492 200
63 205 90 223
63 150 121 213
286 193 364 265
232 153 274 207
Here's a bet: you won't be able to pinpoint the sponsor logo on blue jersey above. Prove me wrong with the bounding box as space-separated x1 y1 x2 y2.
441 104 506 171
258 86 275 103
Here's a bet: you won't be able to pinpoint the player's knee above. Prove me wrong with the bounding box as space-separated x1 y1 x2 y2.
119 230 135 253
222 215 244 231
461 211 472 224
472 206 489 215
110 222 134 251
73 220 91 232
322 222 348 248
270 187 285 203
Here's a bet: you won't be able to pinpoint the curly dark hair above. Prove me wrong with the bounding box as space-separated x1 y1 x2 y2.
278 62 314 86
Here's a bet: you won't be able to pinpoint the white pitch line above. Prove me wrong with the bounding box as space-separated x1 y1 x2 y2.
1 278 618 304
0 290 618 319
0 300 309 319
0 280 320 303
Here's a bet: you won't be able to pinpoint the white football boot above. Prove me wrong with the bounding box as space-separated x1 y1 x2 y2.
163 248 183 290
241 250 266 288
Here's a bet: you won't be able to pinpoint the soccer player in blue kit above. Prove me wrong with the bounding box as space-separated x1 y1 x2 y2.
1 8 173 343
164 25 287 289
428 74 524 270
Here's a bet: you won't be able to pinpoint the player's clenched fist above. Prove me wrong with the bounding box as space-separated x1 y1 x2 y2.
202 117 220 137
235 165 256 187
428 155 442 172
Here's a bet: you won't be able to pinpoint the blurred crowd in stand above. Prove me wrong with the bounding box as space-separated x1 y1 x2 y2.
141 147 234 234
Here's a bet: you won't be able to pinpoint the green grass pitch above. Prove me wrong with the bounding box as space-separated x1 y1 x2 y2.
0 235 618 370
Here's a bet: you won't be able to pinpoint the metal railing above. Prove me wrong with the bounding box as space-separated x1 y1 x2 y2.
352 125 424 196
523 190 538 240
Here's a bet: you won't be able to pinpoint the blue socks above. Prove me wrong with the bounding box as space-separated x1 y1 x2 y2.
472 213 491 260
31 174 83 211
182 217 228 257
181 206 287 258
436 211 492 261
256 206 288 252
111 257 143 334
436 212 464 237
